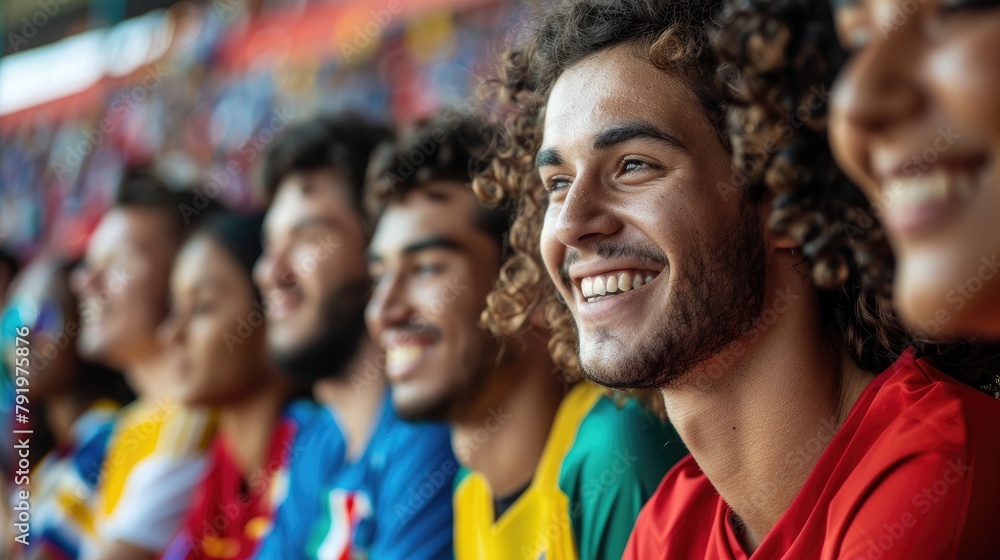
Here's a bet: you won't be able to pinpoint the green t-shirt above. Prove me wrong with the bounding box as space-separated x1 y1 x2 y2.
453 382 687 560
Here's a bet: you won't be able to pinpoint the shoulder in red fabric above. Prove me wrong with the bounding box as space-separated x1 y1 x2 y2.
624 350 1000 560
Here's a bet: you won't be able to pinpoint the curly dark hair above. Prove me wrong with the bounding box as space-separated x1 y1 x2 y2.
262 114 392 228
474 0 726 396
364 110 512 249
115 168 221 244
715 0 1000 394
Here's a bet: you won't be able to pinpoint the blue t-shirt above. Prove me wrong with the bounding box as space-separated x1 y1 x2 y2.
255 392 455 559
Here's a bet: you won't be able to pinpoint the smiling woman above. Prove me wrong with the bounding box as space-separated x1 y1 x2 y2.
829 0 1000 340
157 212 310 560
715 0 1000 393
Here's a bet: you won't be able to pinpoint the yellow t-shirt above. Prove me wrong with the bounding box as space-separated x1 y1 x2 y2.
453 382 685 560
89 398 215 553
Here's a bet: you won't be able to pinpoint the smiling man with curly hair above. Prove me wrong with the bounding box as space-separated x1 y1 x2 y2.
477 0 1000 558
365 112 685 560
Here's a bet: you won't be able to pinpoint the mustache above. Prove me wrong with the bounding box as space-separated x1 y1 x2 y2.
559 242 669 288
391 318 444 339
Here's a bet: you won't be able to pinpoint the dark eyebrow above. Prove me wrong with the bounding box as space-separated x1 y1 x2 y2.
593 121 688 153
261 216 336 250
291 216 338 233
536 148 564 169
367 236 466 263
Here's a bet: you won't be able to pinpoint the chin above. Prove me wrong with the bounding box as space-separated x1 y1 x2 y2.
578 341 643 390
894 277 958 341
268 328 298 351
578 338 684 391
392 390 453 422
77 335 104 359
579 361 648 390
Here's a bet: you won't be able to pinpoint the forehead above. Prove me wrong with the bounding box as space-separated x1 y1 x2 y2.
370 183 485 253
88 208 167 257
264 170 360 237
542 45 703 150
173 236 238 287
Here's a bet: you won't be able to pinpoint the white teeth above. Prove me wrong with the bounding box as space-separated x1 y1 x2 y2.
594 276 606 295
900 170 948 207
387 345 422 366
618 272 632 292
580 269 659 302
892 168 978 209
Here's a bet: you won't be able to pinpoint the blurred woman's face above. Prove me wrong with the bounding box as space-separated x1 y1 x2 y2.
830 0 1000 339
160 236 273 407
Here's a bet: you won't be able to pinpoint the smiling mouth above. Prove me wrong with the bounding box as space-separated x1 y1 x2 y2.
384 336 439 379
387 344 425 367
580 269 660 303
884 165 980 207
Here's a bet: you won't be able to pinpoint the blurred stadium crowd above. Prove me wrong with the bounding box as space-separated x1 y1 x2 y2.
0 0 516 257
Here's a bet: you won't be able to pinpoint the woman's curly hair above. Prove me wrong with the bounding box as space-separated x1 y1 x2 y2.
473 0 726 394
715 0 1000 394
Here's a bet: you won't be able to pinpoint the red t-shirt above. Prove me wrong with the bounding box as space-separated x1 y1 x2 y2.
624 348 1000 559
162 416 297 559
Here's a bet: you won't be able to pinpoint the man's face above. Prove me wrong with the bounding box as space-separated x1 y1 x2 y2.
71 208 174 370
254 169 370 381
538 45 767 390
365 183 503 421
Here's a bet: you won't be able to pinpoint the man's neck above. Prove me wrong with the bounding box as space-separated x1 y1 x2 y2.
125 349 175 403
661 265 877 553
313 337 387 461
451 342 566 498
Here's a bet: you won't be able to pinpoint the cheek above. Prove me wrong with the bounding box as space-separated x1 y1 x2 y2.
191 318 234 369
928 28 1000 140
635 187 701 249
539 209 562 276
289 249 322 286
443 295 485 335
123 276 168 321
363 296 382 333
829 66 878 187
299 251 362 295
412 283 452 325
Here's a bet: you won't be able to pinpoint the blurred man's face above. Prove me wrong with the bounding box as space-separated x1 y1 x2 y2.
537 45 767 390
160 235 274 407
830 0 1000 338
71 209 175 370
254 169 370 381
365 183 503 420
